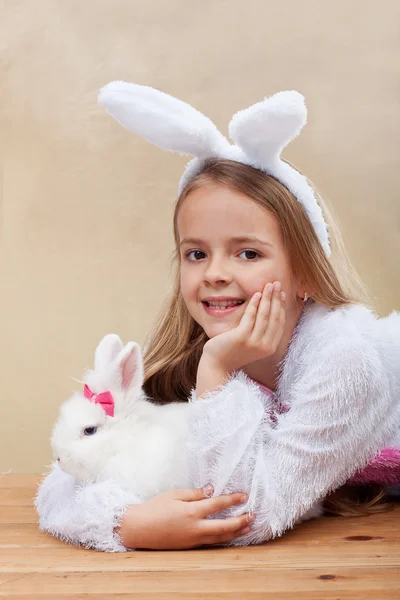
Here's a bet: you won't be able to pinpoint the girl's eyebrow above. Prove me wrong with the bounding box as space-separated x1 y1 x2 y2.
179 235 274 248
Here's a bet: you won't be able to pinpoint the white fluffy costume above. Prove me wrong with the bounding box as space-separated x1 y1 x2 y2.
35 84 400 551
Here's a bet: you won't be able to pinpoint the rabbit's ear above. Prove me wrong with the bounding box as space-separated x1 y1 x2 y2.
98 81 230 158
94 334 124 373
229 91 307 166
115 342 144 393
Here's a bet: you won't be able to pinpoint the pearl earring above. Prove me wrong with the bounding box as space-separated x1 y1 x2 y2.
303 292 308 303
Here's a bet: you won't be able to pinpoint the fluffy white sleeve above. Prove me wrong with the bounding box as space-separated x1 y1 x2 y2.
34 463 140 552
188 336 400 546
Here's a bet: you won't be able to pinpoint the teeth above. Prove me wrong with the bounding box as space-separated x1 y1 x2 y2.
207 300 243 308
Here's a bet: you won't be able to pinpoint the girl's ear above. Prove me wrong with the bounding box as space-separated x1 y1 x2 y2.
297 281 315 301
116 342 144 393
94 334 124 373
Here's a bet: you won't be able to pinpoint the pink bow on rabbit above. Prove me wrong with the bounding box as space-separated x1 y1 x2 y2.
84 384 115 417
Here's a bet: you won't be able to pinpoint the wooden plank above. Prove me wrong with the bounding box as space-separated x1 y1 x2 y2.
2 592 400 600
2 594 399 600
0 475 42 489
1 538 399 572
0 488 36 506
0 568 399 597
0 507 37 524
0 523 59 547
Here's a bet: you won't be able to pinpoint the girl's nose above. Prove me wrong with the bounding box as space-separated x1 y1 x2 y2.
204 260 233 285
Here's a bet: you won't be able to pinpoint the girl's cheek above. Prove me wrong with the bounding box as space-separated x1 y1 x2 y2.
250 265 287 294
244 275 274 297
180 274 198 302
179 266 190 290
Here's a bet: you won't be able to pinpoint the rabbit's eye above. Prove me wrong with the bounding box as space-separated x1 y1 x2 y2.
83 426 98 436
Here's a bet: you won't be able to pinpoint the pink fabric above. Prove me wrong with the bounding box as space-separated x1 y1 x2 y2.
253 379 400 486
253 380 289 424
348 447 400 485
83 384 115 418
255 382 275 400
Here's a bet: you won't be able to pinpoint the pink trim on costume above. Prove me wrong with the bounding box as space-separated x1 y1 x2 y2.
84 384 115 417
252 379 289 424
255 382 275 399
348 447 400 485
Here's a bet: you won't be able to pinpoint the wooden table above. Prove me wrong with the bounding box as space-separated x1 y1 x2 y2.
1 475 399 599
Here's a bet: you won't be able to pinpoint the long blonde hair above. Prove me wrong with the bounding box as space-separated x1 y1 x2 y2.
142 158 392 516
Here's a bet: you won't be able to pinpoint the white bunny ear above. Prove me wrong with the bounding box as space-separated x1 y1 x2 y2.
98 81 230 158
94 334 124 373
229 91 307 166
115 342 144 393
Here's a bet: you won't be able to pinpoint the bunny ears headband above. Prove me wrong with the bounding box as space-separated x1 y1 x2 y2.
98 82 331 257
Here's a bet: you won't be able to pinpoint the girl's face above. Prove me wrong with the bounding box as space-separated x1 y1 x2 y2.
177 182 305 339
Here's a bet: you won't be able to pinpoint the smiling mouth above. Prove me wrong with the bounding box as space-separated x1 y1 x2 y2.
202 300 245 309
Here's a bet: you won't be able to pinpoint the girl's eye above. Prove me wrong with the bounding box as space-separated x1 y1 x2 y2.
239 250 260 260
186 250 206 261
83 426 98 436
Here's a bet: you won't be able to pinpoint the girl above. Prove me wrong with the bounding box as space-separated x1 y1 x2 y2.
35 84 400 552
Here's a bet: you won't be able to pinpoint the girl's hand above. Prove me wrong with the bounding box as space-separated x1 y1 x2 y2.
202 281 286 374
117 486 254 550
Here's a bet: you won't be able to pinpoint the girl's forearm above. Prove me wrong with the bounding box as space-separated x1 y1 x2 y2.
196 357 231 399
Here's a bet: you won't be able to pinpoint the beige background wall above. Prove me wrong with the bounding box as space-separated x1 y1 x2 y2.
1 0 399 473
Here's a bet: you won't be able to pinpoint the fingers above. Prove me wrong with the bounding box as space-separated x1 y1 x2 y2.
270 292 286 349
237 281 285 345
201 511 255 536
264 282 285 341
196 492 248 518
199 514 254 546
170 485 214 502
251 281 285 346
267 282 285 347
236 291 262 334
252 282 273 333
199 527 250 547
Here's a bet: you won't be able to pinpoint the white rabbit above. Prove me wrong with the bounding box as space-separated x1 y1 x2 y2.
51 334 190 501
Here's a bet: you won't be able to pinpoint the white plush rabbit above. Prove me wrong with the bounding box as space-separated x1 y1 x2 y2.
51 334 189 501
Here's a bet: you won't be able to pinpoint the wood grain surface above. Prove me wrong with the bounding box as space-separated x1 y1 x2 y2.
1 475 399 599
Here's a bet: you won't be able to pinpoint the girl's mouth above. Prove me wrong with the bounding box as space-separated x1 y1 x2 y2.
201 300 245 318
